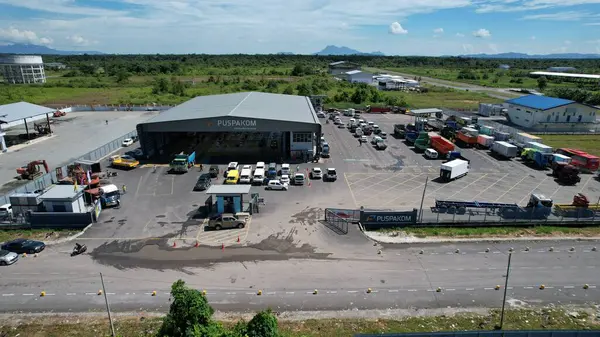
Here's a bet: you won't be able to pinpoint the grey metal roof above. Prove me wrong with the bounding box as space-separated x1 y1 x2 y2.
0 102 54 123
39 185 85 200
410 108 443 115
141 92 319 125
205 185 251 195
329 61 347 66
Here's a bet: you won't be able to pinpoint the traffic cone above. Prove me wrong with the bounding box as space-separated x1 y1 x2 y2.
194 241 199 247
237 236 240 243
172 241 177 248
221 243 225 251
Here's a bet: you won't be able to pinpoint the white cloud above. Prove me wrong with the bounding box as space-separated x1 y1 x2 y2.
433 27 444 34
473 28 491 38
476 0 600 13
521 10 600 21
0 0 125 16
389 22 408 34
67 35 95 46
0 27 53 45
456 33 465 37
462 44 474 53
488 43 499 53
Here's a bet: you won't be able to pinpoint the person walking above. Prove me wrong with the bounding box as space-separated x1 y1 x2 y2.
358 138 362 146
122 184 127 194
105 120 108 125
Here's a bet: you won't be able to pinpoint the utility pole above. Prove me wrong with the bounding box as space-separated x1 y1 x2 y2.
418 176 429 223
100 273 116 337
498 252 512 330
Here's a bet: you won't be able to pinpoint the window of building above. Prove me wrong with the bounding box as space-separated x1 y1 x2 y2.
563 112 566 116
546 115 551 122
292 132 311 143
555 115 559 122
578 115 582 122
566 115 571 122
526 110 531 114
516 108 521 111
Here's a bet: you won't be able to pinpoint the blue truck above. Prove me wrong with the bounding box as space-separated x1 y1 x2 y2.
169 151 196 173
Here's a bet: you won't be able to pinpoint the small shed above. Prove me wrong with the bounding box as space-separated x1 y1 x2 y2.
39 185 86 213
205 185 252 214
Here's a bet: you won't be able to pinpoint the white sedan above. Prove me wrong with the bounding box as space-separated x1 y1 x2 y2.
310 167 322 179
266 180 288 191
280 175 290 185
122 138 134 147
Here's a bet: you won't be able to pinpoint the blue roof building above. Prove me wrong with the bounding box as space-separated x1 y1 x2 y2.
506 95 574 111
505 95 597 129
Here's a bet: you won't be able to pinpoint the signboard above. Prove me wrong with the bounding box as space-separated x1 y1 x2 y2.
215 119 257 131
361 210 417 226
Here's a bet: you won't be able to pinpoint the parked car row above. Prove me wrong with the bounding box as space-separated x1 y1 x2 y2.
0 238 46 266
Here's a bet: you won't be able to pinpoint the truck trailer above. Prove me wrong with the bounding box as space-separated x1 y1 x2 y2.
491 141 517 159
430 135 455 156
476 134 494 149
169 151 196 173
440 159 469 182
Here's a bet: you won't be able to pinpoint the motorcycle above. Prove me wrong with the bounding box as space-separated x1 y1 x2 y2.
106 171 118 177
71 244 87 256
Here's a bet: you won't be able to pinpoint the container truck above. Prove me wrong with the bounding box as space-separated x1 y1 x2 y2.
526 142 552 154
414 132 431 151
493 131 510 142
456 127 478 147
555 148 600 172
551 153 571 166
551 162 581 185
514 132 541 146
169 151 196 173
433 193 552 219
430 135 455 156
491 141 517 159
366 105 391 113
476 135 495 149
447 151 470 162
479 125 495 136
393 124 407 139
405 130 419 145
440 159 469 182
521 148 552 169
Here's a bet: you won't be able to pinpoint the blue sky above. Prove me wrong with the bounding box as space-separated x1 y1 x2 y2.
0 0 599 55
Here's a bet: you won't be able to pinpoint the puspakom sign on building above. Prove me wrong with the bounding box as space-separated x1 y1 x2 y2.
216 119 257 131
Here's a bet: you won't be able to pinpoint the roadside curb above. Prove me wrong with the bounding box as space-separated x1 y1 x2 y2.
362 231 600 244
45 223 94 246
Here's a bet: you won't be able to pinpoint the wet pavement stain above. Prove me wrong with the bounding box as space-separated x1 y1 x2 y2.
89 232 332 270
289 207 322 227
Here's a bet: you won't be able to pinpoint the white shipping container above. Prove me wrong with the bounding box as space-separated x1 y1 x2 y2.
526 141 553 154
552 153 571 164
516 132 541 145
462 127 479 136
440 159 469 181
477 134 495 148
491 141 518 158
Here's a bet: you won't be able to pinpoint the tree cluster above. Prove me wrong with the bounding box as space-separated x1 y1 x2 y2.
547 87 600 105
157 280 280 337
152 77 189 96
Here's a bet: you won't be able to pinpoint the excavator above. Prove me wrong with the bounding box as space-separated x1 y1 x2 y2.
554 194 600 216
16 160 49 180
58 163 100 186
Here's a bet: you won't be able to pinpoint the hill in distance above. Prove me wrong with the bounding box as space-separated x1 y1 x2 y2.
460 52 600 59
0 43 103 55
314 45 385 56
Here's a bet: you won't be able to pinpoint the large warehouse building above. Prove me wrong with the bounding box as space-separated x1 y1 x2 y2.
136 92 323 163
505 95 598 129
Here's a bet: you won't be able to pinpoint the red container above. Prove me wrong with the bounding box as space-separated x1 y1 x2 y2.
430 135 455 155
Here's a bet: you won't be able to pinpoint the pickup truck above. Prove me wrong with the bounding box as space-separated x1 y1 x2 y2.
207 213 247 230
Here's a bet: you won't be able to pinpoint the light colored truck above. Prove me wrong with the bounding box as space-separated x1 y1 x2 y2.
208 213 247 230
440 159 469 182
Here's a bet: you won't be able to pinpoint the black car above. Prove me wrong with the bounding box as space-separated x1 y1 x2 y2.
194 174 213 191
209 165 220 178
1 238 45 254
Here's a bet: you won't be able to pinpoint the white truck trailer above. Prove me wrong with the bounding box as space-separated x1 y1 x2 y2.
491 141 518 159
440 159 469 182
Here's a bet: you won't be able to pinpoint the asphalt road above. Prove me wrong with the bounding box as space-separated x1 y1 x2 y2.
0 240 598 313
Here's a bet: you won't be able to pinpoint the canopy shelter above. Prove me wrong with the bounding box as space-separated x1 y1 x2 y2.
0 102 55 151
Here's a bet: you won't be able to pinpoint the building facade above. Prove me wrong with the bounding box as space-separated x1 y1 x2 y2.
343 70 373 84
0 55 46 84
506 95 597 129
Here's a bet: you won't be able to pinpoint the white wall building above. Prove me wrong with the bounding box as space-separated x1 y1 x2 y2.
506 95 597 129
343 70 372 84
0 55 46 84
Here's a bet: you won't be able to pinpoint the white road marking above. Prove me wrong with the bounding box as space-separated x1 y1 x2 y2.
563 286 574 289
466 288 475 291
347 290 358 293
22 294 34 296
388 290 399 293
266 292 276 295
285 292 295 295
484 287 494 290
446 289 456 291
408 289 417 292
2 294 14 297
524 287 533 289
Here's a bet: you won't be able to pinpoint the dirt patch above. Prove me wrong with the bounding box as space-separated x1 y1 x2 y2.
89 231 331 270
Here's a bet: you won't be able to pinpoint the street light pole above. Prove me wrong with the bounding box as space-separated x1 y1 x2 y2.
498 252 512 330
418 176 429 223
100 273 116 337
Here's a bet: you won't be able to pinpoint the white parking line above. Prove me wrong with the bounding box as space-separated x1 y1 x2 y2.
470 173 510 200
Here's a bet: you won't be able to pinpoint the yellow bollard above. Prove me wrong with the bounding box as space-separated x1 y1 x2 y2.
455 249 460 254
313 289 318 295
539 284 545 290
419 250 424 254
366 288 372 294
436 287 442 292
22 253 27 258
98 289 103 295
152 291 157 296
257 290 262 296
583 284 589 289
40 291 46 297
549 247 554 252
202 289 207 296
485 248 490 252
495 285 501 290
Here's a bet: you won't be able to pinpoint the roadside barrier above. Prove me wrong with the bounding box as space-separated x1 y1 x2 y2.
40 291 45 297
257 290 262 296
98 289 103 295
539 284 545 290
313 289 318 295
152 291 156 296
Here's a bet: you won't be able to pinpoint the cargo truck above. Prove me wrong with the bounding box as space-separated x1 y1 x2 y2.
551 162 581 185
414 132 431 151
405 130 419 145
526 142 552 154
439 159 469 182
476 134 494 149
521 148 552 169
478 125 495 136
455 127 478 147
492 130 510 142
491 141 517 159
430 135 455 157
169 151 196 173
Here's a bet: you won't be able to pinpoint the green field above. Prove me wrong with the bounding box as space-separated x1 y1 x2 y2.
5 308 597 337
540 134 600 157
392 225 600 238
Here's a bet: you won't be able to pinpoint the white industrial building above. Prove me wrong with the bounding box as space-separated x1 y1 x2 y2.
0 55 46 84
505 95 598 129
373 75 419 90
328 61 361 75
343 70 372 84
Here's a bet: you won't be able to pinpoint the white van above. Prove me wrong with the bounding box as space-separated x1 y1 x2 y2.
0 204 13 219
239 168 253 184
255 162 265 171
425 148 439 159
281 163 290 176
252 168 265 185
348 118 356 126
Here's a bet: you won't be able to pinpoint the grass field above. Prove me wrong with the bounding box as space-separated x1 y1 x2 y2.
540 134 600 157
4 308 597 337
0 74 503 110
0 229 74 243
393 225 600 238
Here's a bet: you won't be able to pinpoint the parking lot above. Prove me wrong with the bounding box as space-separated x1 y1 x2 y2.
0 110 157 192
321 113 600 210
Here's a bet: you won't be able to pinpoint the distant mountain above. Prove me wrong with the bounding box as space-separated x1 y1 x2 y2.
460 52 600 59
0 43 103 55
314 45 385 56
276 52 295 55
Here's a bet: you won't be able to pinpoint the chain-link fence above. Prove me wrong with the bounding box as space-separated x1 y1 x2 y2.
324 209 351 234
0 130 137 206
356 330 600 337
